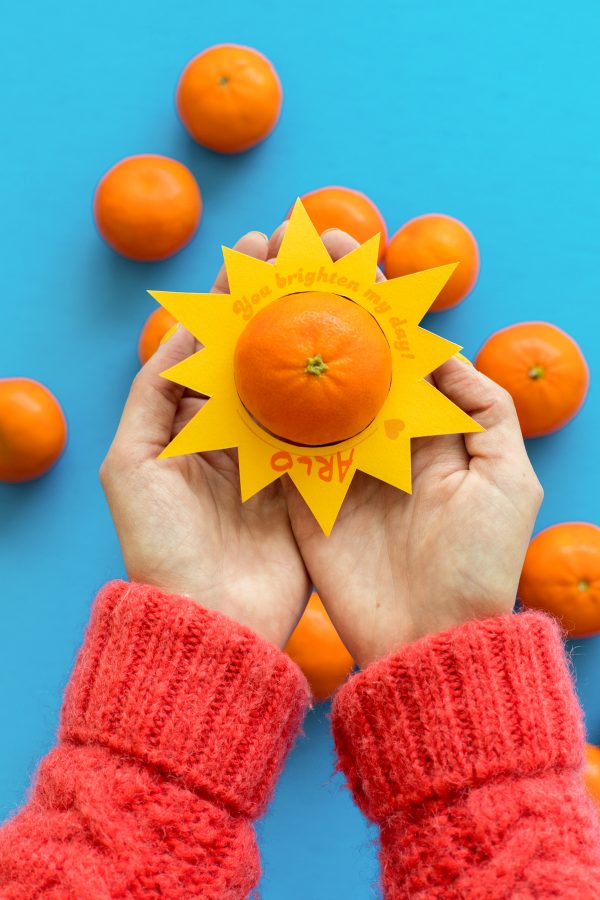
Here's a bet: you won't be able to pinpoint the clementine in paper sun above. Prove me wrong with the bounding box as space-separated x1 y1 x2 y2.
149 199 482 535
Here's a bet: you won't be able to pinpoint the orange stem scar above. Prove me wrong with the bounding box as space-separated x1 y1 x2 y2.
528 364 545 380
305 355 328 376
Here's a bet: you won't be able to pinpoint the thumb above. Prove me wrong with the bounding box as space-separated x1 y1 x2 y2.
112 325 196 457
432 355 529 464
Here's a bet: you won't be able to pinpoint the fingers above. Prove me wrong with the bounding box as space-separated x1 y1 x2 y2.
172 394 206 437
267 224 358 265
109 325 196 459
212 231 269 293
320 229 385 281
268 221 288 258
320 228 359 260
433 356 530 464
268 223 386 283
269 221 351 261
268 219 358 262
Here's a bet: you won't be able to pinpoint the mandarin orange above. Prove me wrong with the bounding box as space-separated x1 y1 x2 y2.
297 187 387 261
177 44 282 153
385 214 479 311
0 379 67 482
233 291 392 446
285 591 354 700
94 155 201 261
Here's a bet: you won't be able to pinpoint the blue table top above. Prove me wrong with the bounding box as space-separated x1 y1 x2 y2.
2 1 599 896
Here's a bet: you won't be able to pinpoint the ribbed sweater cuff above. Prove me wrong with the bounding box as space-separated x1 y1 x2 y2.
332 611 584 822
60 581 310 818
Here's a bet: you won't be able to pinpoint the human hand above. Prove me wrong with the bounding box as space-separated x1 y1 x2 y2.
283 229 543 667
100 231 311 648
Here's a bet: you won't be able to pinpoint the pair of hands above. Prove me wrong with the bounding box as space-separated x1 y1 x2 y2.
100 225 543 669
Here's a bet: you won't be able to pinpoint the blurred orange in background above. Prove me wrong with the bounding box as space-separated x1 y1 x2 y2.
385 213 479 311
285 591 354 701
297 187 387 261
94 155 202 261
519 523 600 637
138 308 178 365
475 322 589 438
0 379 67 482
584 744 600 809
177 44 282 153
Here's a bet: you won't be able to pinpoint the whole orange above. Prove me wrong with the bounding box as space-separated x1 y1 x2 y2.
519 523 600 637
0 379 67 482
385 214 479 311
475 322 589 437
138 308 178 365
94 155 202 261
584 744 600 808
285 591 354 701
297 187 387 262
233 291 392 446
176 44 282 153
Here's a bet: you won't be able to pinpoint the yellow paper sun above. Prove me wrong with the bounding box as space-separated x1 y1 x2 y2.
149 199 482 535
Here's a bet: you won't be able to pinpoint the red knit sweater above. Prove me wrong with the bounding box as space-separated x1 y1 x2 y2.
1 582 599 898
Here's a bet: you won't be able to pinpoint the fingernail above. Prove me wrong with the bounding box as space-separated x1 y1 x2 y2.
455 352 473 366
160 323 180 346
271 220 288 237
250 231 268 241
320 227 342 237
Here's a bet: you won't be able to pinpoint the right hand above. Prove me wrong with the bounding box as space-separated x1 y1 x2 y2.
283 229 544 668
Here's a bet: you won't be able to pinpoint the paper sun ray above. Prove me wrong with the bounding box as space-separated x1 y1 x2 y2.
149 199 483 535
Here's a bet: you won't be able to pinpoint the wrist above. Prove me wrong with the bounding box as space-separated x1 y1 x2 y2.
125 570 304 650
354 596 517 669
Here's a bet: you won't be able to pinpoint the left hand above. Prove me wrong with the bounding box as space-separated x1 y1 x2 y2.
280 228 543 668
100 231 311 648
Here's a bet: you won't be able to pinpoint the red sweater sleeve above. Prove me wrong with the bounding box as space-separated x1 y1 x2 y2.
332 611 600 898
0 581 310 899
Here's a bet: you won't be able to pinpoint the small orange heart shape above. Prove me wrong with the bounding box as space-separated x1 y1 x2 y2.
384 419 405 439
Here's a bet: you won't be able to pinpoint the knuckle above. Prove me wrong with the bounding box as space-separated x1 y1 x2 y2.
520 467 544 504
98 457 110 486
100 446 127 484
131 368 146 391
531 475 544 503
494 384 517 414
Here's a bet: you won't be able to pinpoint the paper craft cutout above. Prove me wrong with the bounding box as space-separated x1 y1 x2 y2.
149 199 483 535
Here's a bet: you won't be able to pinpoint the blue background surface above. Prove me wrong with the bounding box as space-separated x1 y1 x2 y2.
1 1 600 896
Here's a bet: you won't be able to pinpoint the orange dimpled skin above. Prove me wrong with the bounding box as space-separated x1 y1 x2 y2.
285 591 354 701
519 523 600 637
138 308 178 365
475 322 589 438
176 44 282 154
233 291 392 446
94 155 202 261
584 745 600 808
385 214 479 311
297 187 387 261
0 379 67 482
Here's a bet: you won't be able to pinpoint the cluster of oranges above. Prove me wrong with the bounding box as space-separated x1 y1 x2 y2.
2 42 599 777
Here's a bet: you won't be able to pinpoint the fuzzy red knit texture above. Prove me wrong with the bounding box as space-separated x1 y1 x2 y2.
332 611 600 898
2 586 600 899
0 581 310 899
